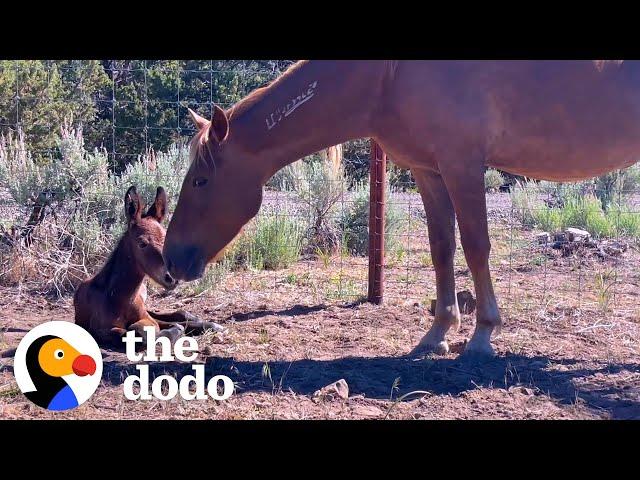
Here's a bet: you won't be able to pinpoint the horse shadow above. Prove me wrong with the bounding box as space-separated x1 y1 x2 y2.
101 350 640 419
223 301 366 323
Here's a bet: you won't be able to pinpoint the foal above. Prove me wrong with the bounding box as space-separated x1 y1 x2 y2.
74 185 222 347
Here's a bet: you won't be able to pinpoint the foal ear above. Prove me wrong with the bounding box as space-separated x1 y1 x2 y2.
187 108 209 130
145 186 168 223
124 186 142 223
210 104 229 143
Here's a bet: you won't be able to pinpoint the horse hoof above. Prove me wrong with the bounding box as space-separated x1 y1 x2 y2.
409 340 449 357
460 343 496 360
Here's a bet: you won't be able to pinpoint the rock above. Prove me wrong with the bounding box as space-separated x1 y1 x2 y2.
602 240 628 256
566 228 590 242
553 232 567 242
430 291 476 315
313 379 349 402
508 385 536 396
457 290 476 314
536 232 551 244
352 405 384 418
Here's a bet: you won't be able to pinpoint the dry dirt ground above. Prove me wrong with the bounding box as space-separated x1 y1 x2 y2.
1 193 639 419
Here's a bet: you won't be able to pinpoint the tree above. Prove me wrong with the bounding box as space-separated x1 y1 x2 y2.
0 61 110 157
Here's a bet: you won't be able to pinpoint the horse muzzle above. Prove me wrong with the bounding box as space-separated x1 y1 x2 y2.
164 244 206 282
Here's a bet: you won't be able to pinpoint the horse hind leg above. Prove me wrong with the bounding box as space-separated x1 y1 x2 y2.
440 158 501 358
148 309 225 335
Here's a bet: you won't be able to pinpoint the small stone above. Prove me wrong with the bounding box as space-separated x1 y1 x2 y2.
313 379 349 402
430 292 476 315
508 385 535 396
553 232 568 242
352 405 384 418
536 232 551 244
566 228 590 242
457 290 477 314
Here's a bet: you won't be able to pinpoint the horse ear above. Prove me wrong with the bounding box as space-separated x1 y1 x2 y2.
145 186 168 223
124 186 142 223
210 104 229 143
187 108 209 130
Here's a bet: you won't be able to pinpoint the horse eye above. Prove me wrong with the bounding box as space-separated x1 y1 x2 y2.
139 240 149 248
54 349 64 359
193 177 208 188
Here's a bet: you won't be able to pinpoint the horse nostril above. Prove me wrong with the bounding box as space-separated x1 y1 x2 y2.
165 273 174 284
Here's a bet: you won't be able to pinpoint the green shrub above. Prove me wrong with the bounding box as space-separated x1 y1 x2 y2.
484 169 505 192
592 163 640 210
512 180 640 240
338 181 404 256
232 215 304 271
0 124 192 294
607 204 640 238
510 180 542 228
271 153 347 254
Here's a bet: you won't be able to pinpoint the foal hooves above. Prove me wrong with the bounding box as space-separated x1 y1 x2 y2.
409 340 449 357
158 324 185 343
203 321 225 333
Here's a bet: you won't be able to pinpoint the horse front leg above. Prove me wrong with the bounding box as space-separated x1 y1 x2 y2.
440 158 501 357
410 168 460 355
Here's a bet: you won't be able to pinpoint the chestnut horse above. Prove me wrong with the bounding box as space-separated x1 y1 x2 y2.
74 186 222 346
164 60 639 358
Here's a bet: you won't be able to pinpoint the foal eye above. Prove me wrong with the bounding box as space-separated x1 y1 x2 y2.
193 177 208 188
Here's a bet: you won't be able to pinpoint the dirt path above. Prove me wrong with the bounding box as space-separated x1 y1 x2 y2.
1 273 639 419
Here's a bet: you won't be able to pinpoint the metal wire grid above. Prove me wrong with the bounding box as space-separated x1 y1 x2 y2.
0 60 638 324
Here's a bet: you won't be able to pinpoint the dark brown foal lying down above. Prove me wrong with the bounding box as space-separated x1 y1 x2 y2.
74 185 223 347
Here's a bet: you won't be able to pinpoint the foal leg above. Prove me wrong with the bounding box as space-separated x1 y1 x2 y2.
410 169 460 355
440 160 501 357
92 327 128 347
147 310 224 334
128 318 183 345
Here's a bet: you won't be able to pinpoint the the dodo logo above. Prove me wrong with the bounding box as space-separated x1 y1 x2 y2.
13 321 102 411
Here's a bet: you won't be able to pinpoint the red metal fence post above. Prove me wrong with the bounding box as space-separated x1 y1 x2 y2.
368 139 386 304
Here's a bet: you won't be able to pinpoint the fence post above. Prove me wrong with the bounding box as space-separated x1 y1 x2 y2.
368 139 386 304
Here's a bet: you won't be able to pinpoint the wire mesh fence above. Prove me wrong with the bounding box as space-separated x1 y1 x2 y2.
0 60 639 330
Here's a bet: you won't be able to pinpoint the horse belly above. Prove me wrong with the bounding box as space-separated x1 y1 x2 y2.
487 137 640 182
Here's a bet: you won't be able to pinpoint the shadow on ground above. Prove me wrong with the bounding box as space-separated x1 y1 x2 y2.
102 351 640 419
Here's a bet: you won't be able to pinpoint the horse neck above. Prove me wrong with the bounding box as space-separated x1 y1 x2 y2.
94 234 145 304
227 60 390 182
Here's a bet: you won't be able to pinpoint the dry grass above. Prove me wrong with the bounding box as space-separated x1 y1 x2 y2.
1 193 639 419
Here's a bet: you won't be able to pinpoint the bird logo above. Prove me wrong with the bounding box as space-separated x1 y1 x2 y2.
13 321 102 411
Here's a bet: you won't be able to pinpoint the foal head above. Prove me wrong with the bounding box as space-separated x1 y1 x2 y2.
123 185 177 290
163 106 263 281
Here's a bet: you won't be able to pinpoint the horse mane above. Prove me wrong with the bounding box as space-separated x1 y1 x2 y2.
189 60 308 169
91 236 127 290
